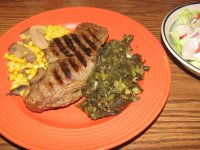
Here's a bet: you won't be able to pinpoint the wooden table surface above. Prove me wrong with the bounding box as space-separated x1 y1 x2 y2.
0 0 200 149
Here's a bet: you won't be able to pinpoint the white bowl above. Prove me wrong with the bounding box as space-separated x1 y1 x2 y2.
161 2 200 77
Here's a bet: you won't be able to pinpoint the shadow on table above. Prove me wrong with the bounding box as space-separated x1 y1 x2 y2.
0 135 25 150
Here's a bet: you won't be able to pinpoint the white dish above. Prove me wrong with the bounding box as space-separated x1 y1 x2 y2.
161 2 200 77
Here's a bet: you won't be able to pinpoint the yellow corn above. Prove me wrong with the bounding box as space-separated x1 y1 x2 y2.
39 63 45 68
8 66 15 72
5 24 71 90
28 41 33 46
43 25 70 41
13 70 18 75
27 68 37 80
26 63 34 68
36 58 42 64
11 83 18 90
4 53 9 59
17 73 24 78
20 34 27 39
5 54 13 61
33 64 40 69
20 34 30 40
40 51 45 57
27 74 33 80
19 90 25 96
25 69 31 74
9 74 15 81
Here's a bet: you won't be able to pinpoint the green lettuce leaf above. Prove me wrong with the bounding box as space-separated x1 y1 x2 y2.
190 60 200 69
175 9 198 25
170 29 182 55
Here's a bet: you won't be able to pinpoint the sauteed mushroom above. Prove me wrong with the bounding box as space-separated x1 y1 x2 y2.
29 25 49 49
9 43 36 62
8 85 27 96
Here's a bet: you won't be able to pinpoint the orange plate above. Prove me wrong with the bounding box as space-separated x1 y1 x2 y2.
0 7 171 150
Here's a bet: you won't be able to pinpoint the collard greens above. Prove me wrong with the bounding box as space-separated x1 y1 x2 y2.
80 35 150 120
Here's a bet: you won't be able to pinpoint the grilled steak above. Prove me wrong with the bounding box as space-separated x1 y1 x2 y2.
23 23 108 112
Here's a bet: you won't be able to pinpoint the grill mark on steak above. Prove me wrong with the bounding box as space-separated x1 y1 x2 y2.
50 45 60 57
70 33 91 56
62 35 87 67
87 27 100 42
53 38 69 55
62 50 71 57
52 69 63 85
53 37 80 72
62 35 76 51
81 34 97 50
59 60 71 79
68 58 79 72
75 52 87 67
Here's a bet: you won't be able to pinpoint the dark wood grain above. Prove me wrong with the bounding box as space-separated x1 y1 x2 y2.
0 0 200 149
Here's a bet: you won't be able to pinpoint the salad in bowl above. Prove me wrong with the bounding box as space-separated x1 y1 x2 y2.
162 2 200 77
170 9 200 69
